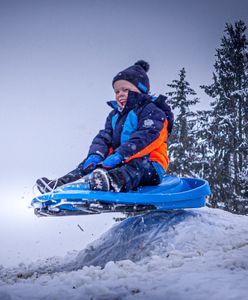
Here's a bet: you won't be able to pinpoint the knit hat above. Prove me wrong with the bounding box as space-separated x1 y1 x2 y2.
112 60 150 94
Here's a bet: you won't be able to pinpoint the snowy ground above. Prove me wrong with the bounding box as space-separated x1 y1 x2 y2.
0 185 248 300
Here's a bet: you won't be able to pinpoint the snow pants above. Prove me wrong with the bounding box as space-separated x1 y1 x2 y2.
108 157 164 192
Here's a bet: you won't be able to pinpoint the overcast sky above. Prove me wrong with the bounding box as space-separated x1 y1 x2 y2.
1 0 248 182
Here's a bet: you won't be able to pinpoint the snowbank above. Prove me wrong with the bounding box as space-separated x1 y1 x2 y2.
0 207 248 300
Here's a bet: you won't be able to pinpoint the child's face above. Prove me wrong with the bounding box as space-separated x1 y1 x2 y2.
113 80 141 109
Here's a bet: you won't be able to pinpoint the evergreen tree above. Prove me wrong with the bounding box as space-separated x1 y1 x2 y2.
201 20 248 214
192 110 213 180
166 68 199 177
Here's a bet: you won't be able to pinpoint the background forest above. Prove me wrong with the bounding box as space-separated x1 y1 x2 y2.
166 20 248 215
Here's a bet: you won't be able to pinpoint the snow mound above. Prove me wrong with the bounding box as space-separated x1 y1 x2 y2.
74 210 197 268
1 208 248 300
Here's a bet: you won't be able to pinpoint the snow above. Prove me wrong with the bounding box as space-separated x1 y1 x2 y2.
1 197 248 300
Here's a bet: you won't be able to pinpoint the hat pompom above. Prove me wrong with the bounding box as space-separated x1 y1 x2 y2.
134 60 150 73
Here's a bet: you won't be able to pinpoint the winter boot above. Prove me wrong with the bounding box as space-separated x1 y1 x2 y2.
108 168 127 192
36 167 83 194
89 168 111 191
89 168 126 192
36 177 59 194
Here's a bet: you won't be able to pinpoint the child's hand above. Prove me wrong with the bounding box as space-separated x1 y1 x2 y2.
81 154 103 174
102 152 123 169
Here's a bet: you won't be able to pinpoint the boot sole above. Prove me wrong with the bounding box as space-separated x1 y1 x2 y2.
90 169 110 191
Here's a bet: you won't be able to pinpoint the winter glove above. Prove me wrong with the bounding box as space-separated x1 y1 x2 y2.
80 154 103 174
101 152 123 169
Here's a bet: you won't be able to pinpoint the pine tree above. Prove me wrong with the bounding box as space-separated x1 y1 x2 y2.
192 110 213 179
166 68 199 177
201 20 248 214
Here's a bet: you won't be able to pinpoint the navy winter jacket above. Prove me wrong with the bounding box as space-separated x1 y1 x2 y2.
88 91 172 170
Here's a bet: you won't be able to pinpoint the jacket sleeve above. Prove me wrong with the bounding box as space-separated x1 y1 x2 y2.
115 103 168 161
87 111 114 158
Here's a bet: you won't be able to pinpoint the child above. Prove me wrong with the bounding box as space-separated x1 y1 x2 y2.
36 60 173 193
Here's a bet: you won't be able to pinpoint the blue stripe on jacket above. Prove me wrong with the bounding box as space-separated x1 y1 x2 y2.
112 110 138 144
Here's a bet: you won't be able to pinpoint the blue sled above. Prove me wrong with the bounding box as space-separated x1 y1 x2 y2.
31 176 211 217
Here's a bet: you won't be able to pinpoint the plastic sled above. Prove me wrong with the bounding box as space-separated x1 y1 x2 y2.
31 175 211 217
